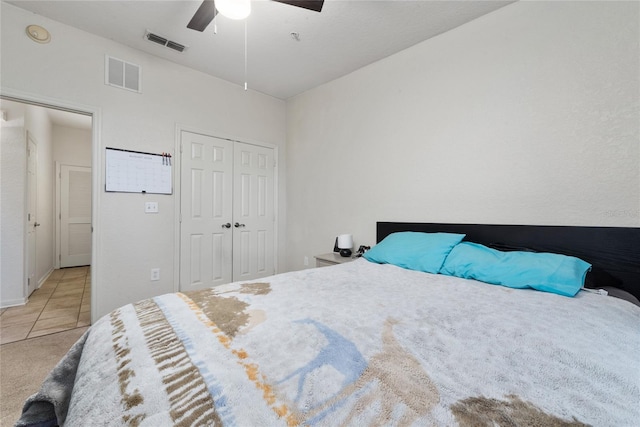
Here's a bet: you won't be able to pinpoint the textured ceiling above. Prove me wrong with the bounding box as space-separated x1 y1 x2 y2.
7 0 514 99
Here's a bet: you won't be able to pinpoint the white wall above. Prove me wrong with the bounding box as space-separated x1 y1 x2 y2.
1 115 26 306
53 125 92 167
286 1 640 271
1 2 286 318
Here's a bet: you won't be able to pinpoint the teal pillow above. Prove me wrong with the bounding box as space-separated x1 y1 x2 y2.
441 242 591 297
363 232 465 274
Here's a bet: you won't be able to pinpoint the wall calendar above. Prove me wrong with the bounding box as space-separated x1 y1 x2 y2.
105 147 172 194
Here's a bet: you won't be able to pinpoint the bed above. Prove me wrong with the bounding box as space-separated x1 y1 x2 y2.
17 222 640 427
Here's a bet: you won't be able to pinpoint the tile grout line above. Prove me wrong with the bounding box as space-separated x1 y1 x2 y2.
2 267 90 344
78 273 87 326
28 274 60 337
29 269 87 339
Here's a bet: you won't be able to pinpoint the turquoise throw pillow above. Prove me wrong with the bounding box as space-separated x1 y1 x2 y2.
363 232 465 274
441 242 591 297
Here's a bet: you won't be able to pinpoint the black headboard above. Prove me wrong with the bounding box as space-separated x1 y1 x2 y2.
377 222 640 300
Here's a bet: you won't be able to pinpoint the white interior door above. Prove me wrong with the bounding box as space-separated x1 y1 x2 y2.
26 136 37 296
60 165 92 267
180 132 234 291
232 142 275 281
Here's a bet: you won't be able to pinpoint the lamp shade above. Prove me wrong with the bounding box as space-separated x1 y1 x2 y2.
216 0 251 20
337 234 353 249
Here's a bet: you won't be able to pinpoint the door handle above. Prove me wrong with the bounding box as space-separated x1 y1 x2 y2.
234 222 245 228
221 223 231 229
34 222 41 227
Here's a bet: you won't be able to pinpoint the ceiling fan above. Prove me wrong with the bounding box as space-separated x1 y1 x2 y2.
187 0 325 31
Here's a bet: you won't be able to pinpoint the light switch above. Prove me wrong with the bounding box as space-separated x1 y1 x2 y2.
145 202 158 213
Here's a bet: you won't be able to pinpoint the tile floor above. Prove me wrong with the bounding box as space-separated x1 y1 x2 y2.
0 266 91 345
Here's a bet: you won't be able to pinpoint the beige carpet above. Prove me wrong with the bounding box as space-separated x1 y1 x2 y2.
0 326 89 427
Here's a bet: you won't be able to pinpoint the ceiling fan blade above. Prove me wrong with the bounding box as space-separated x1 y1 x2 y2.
187 0 218 32
271 0 324 13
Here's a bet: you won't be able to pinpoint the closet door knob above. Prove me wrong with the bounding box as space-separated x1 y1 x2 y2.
221 223 231 229
234 222 245 228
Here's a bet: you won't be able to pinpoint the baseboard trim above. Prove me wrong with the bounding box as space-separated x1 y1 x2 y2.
1 297 27 309
38 267 55 289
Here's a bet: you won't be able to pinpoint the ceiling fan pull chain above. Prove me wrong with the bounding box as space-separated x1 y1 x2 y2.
244 19 248 91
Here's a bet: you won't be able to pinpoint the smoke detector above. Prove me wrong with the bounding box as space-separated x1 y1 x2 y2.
26 25 51 44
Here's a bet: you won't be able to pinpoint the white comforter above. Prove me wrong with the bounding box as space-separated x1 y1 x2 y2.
31 259 640 426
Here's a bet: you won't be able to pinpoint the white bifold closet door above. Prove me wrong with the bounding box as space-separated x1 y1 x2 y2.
180 131 275 292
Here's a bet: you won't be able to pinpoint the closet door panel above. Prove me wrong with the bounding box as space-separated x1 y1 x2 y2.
180 132 233 291
180 134 276 289
232 143 275 281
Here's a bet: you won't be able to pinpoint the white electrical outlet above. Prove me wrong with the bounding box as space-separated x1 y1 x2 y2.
145 202 159 213
150 268 160 281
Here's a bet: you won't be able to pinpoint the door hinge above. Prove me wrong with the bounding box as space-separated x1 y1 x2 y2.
180 142 183 153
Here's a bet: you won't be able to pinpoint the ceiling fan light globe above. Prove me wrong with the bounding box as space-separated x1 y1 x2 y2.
216 0 251 20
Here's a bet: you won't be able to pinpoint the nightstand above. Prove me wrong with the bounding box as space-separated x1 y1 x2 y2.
315 252 355 267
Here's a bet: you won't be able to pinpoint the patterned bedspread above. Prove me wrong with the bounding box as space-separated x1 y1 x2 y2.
19 259 640 426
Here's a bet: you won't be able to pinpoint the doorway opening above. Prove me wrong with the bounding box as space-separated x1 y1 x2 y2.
0 97 94 334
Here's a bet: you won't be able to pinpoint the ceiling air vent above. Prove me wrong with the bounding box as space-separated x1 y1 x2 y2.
166 41 186 53
144 30 188 53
